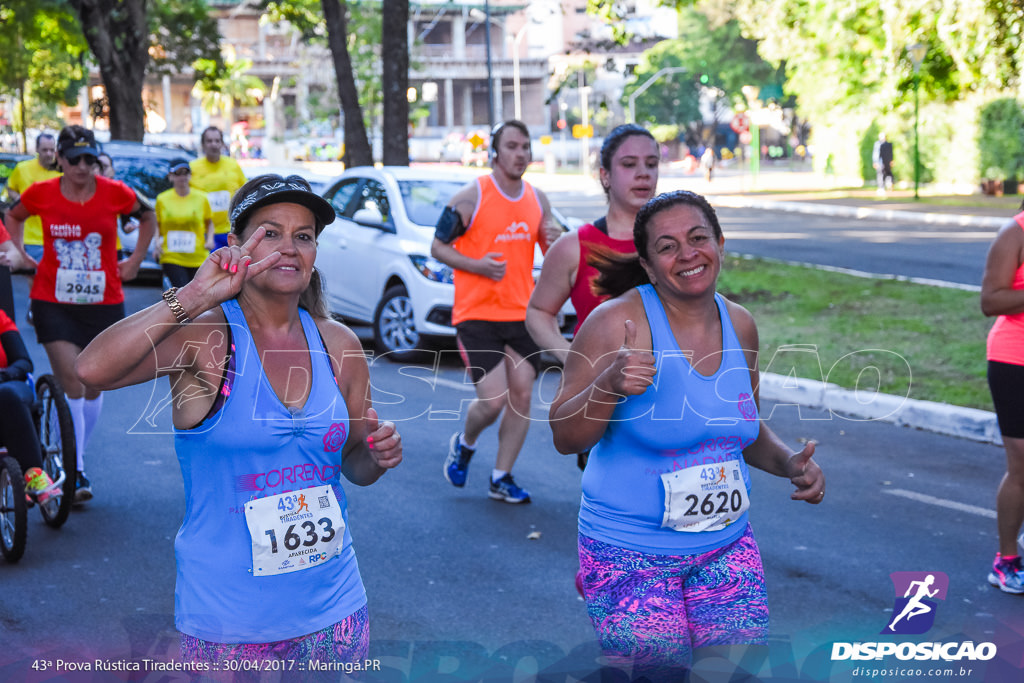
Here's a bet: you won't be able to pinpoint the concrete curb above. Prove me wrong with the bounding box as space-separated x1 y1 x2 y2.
759 372 1002 446
708 194 1004 446
709 194 1007 229
545 177 1005 447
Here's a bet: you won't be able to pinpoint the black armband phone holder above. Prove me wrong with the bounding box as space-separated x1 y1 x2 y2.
434 205 467 244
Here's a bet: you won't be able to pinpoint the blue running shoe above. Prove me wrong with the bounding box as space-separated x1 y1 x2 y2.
488 473 531 504
444 432 474 487
988 554 1024 594
74 470 93 505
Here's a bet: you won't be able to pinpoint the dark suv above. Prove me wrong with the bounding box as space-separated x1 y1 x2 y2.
101 140 196 201
0 152 32 220
101 141 197 281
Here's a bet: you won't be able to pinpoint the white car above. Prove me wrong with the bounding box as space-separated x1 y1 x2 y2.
316 166 575 361
241 164 335 194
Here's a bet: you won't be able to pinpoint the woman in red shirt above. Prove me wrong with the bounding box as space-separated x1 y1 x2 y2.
526 123 660 470
3 125 155 504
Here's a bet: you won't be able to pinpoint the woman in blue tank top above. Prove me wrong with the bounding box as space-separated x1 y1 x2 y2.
76 174 403 666
549 190 825 678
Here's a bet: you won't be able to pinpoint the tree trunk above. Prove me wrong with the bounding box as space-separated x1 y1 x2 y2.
321 0 372 167
381 0 409 167
69 0 148 141
18 82 27 153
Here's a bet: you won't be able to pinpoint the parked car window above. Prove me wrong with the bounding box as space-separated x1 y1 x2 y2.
326 178 361 216
399 179 466 226
101 141 196 202
0 153 31 202
354 180 390 221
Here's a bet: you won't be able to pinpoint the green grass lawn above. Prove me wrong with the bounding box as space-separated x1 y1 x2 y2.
718 255 994 411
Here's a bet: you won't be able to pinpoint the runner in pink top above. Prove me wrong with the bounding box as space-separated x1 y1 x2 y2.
982 210 1024 593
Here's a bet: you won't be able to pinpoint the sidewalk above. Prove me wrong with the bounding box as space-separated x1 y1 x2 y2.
656 167 1010 447
660 166 1018 228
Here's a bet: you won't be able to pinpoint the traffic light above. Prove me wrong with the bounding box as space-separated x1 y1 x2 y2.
700 73 709 84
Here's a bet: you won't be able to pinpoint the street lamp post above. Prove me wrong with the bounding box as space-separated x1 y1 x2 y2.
627 66 687 123
512 24 528 121
484 0 495 128
908 42 928 200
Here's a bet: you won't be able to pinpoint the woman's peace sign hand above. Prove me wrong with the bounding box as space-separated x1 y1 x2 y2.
184 226 283 311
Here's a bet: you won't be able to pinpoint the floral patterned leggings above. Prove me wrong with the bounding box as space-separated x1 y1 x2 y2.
180 605 369 665
578 526 768 676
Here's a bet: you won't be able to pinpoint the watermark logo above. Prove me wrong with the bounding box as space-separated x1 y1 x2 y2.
832 570 996 664
882 571 948 635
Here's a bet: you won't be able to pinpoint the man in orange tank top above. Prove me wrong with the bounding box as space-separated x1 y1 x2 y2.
431 120 562 504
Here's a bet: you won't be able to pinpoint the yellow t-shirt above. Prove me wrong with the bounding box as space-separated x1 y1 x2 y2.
8 159 61 247
156 188 212 268
189 157 247 235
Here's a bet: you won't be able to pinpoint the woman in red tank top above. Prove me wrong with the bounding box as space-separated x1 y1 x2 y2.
527 124 660 478
526 124 660 364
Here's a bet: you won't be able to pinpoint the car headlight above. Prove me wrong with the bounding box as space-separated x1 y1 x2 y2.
409 255 454 284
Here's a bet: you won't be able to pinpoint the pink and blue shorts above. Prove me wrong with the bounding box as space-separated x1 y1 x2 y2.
180 604 369 666
578 525 768 676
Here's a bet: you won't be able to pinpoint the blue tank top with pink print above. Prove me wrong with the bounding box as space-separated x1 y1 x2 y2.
173 298 365 643
579 284 762 555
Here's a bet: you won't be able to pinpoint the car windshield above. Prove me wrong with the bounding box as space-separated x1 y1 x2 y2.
112 156 177 200
398 179 466 227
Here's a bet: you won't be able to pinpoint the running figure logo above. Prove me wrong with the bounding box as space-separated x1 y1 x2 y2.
882 571 948 635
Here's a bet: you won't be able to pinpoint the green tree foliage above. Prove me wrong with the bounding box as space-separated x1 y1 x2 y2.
675 7 783 108
67 0 223 141
267 0 384 166
150 0 225 78
978 98 1024 181
727 0 1024 176
588 0 1024 183
192 57 265 117
0 0 89 145
623 42 700 126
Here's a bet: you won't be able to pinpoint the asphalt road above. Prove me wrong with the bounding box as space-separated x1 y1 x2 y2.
1 272 1023 682
546 184 995 288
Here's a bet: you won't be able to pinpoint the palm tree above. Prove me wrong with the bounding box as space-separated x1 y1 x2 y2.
192 55 265 124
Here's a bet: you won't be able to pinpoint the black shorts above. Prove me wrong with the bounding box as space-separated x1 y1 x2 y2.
988 360 1024 439
162 263 199 289
455 320 542 383
31 299 125 349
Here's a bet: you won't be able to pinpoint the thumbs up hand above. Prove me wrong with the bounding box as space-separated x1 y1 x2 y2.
784 440 824 504
597 319 657 398
364 407 402 470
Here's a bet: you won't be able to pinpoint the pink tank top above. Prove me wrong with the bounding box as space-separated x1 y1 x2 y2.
987 214 1024 365
570 222 636 333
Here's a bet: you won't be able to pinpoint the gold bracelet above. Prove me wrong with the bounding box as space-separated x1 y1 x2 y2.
161 287 192 324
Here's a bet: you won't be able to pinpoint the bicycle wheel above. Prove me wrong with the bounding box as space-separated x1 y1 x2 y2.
35 375 76 528
0 455 27 563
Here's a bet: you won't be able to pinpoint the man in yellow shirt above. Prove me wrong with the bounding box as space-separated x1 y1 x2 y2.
189 127 246 250
155 158 213 288
7 133 60 263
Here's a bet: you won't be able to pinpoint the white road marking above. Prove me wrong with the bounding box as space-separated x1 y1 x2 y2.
884 488 996 519
433 377 474 392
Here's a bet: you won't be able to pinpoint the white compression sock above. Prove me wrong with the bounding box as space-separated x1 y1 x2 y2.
66 396 86 472
83 394 104 454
